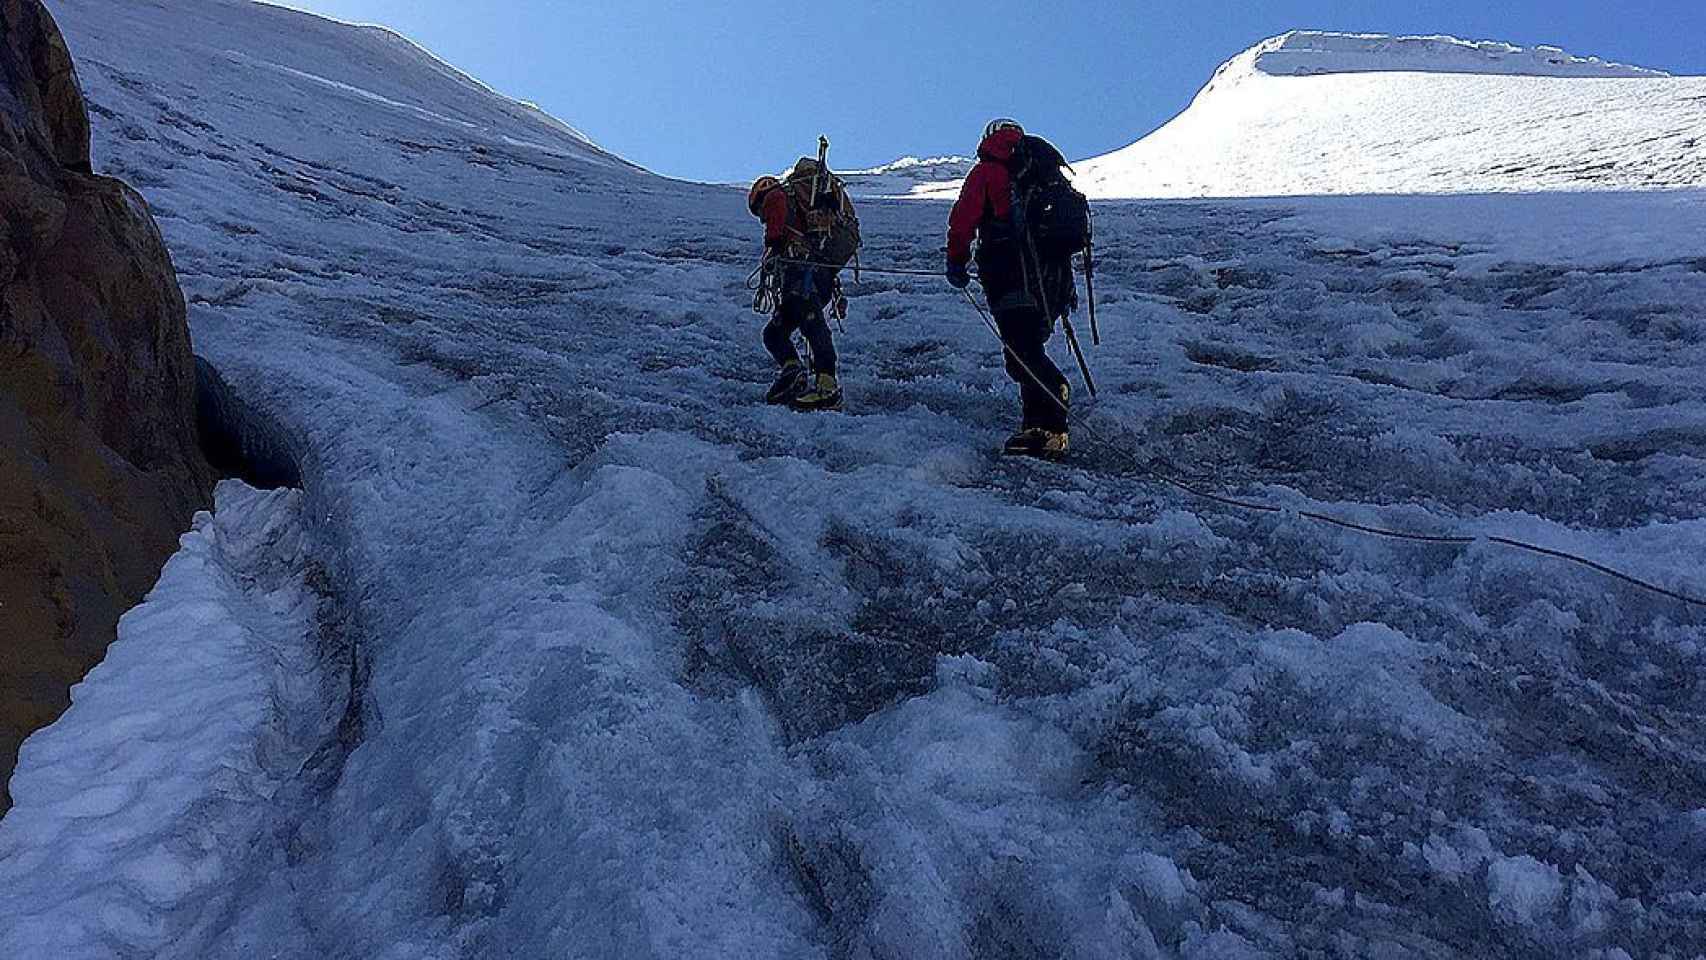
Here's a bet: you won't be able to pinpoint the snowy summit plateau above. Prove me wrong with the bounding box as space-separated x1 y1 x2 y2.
851 31 1706 199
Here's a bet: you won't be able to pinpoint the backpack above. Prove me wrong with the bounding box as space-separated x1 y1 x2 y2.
782 158 862 269
1009 135 1090 263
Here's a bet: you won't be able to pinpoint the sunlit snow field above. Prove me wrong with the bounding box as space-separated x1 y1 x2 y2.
4 2 1706 957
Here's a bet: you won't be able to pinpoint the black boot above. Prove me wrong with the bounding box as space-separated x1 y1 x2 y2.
1003 428 1039 457
1002 428 1069 460
766 362 806 404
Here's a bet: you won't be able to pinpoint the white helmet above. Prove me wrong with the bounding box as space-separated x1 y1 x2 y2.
983 118 1023 139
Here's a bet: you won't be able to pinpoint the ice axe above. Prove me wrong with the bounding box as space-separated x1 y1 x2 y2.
811 135 829 207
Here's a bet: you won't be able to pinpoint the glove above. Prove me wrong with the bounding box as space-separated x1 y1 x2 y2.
946 261 970 289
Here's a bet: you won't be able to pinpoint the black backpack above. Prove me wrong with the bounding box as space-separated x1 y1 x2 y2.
1009 135 1090 263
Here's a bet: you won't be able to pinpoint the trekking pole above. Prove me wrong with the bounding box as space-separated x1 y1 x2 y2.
1084 238 1099 346
962 286 1095 410
1059 315 1098 398
1025 233 1098 399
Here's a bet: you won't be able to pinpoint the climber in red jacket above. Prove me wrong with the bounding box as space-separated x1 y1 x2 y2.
946 119 1073 459
747 157 858 411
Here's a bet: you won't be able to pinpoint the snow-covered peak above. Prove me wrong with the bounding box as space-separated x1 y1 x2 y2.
161 0 643 171
1074 30 1705 198
1190 31 1669 108
846 155 972 175
839 155 973 199
1229 30 1666 83
823 32 1697 202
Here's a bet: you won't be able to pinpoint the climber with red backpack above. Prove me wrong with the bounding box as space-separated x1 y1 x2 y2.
947 119 1092 460
747 137 862 411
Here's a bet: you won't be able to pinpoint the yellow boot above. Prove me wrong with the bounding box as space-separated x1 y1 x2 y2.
790 372 843 411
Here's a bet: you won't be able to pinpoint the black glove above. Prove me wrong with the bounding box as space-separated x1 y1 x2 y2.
946 261 970 289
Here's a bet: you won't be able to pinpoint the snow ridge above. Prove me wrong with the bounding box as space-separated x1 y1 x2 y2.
0 483 334 957
343 19 608 151
834 31 1698 201
234 0 638 169
1075 31 1706 198
840 155 975 199
1237 30 1667 83
845 155 973 175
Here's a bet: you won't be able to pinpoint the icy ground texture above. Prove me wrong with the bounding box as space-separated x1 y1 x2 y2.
0 482 341 956
8 0 1706 956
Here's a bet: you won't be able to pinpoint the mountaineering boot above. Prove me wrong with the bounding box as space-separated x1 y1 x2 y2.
790 372 843 411
1033 428 1069 460
766 362 806 404
1002 428 1069 461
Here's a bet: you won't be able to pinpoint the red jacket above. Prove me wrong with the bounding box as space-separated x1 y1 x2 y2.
760 187 794 250
947 127 1023 266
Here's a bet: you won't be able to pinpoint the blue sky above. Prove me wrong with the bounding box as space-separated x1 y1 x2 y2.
280 0 1706 182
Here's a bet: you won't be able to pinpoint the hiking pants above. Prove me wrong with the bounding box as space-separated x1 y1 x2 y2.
763 296 837 376
994 306 1068 432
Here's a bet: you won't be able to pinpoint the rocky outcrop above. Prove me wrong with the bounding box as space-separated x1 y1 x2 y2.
0 0 214 813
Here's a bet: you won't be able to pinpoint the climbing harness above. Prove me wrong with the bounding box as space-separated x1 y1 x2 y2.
751 256 847 324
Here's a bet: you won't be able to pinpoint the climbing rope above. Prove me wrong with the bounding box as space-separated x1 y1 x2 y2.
738 251 1704 609
953 287 1706 610
773 257 944 279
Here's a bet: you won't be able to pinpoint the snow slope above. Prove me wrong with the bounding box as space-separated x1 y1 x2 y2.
7 2 1706 957
1076 31 1706 198
840 155 975 199
0 482 337 955
86 0 635 172
1231 31 1667 81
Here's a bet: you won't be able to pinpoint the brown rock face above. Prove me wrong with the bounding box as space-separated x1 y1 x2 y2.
0 0 214 813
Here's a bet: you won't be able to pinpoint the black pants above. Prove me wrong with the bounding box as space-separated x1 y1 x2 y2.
995 306 1068 432
763 297 836 375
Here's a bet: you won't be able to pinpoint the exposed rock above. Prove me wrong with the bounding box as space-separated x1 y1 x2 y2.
0 0 213 813
1 0 92 174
